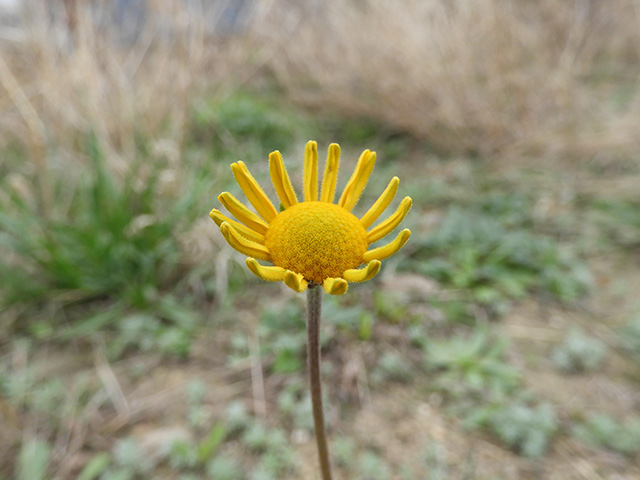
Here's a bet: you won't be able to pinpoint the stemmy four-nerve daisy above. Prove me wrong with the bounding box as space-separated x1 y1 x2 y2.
210 141 412 295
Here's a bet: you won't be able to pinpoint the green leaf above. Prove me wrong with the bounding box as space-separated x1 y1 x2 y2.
272 350 302 374
77 453 111 480
359 313 373 341
197 423 227 462
16 439 51 480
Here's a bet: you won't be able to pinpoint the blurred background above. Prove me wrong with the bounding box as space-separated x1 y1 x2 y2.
1 0 639 478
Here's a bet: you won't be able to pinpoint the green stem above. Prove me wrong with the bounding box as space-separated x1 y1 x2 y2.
306 285 333 480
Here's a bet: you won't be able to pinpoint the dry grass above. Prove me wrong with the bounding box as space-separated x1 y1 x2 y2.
0 0 270 187
258 0 640 161
3 1 637 167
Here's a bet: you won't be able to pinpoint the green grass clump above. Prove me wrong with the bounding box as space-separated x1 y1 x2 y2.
0 136 210 354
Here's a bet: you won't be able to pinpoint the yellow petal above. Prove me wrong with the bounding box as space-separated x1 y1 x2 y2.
269 150 298 208
322 277 348 295
320 143 340 203
303 140 318 202
231 161 278 222
360 177 399 229
246 258 285 281
218 192 269 235
209 209 265 244
366 197 413 244
338 149 376 212
362 229 411 263
342 260 381 283
283 270 308 293
220 222 271 261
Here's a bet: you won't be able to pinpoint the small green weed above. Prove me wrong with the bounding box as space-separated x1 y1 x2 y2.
223 401 253 435
357 450 392 480
276 380 314 431
242 424 296 477
77 453 111 480
426 328 521 399
552 327 607 373
259 300 306 373
488 402 558 457
186 379 210 430
591 198 640 248
618 315 640 362
332 436 358 468
371 351 414 384
405 207 590 316
206 456 245 480
572 414 640 455
323 297 371 340
373 290 409 323
87 437 155 480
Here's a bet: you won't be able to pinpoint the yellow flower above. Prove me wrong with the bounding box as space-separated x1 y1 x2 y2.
210 141 412 295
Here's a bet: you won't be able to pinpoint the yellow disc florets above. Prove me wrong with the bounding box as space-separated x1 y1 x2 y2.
210 140 412 294
265 202 368 284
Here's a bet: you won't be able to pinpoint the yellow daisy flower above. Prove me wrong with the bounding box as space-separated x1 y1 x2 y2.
210 141 412 295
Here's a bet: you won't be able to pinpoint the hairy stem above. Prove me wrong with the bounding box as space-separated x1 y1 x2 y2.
306 285 333 480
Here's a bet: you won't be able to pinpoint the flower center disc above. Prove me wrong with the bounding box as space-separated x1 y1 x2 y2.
265 202 368 284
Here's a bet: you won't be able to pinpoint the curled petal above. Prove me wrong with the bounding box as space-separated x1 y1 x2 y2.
338 149 376 212
363 229 411 263
342 260 381 283
246 258 285 281
323 277 349 295
218 192 269 235
283 270 308 293
303 140 319 202
209 209 265 244
360 177 399 229
220 222 271 261
231 161 278 222
320 143 340 203
269 151 298 208
367 197 413 244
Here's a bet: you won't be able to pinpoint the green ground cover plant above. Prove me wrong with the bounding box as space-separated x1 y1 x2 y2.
488 402 559 458
404 205 591 317
552 327 608 373
0 135 211 354
572 414 640 456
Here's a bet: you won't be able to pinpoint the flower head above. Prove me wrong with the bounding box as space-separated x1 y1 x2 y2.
210 141 412 295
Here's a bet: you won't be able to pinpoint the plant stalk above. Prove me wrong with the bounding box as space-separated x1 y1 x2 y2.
306 285 333 480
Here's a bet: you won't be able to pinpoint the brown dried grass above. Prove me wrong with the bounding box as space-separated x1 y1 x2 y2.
0 1 266 175
258 0 640 161
2 0 638 169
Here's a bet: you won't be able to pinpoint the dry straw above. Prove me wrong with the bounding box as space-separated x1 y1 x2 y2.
0 1 267 190
257 0 640 161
